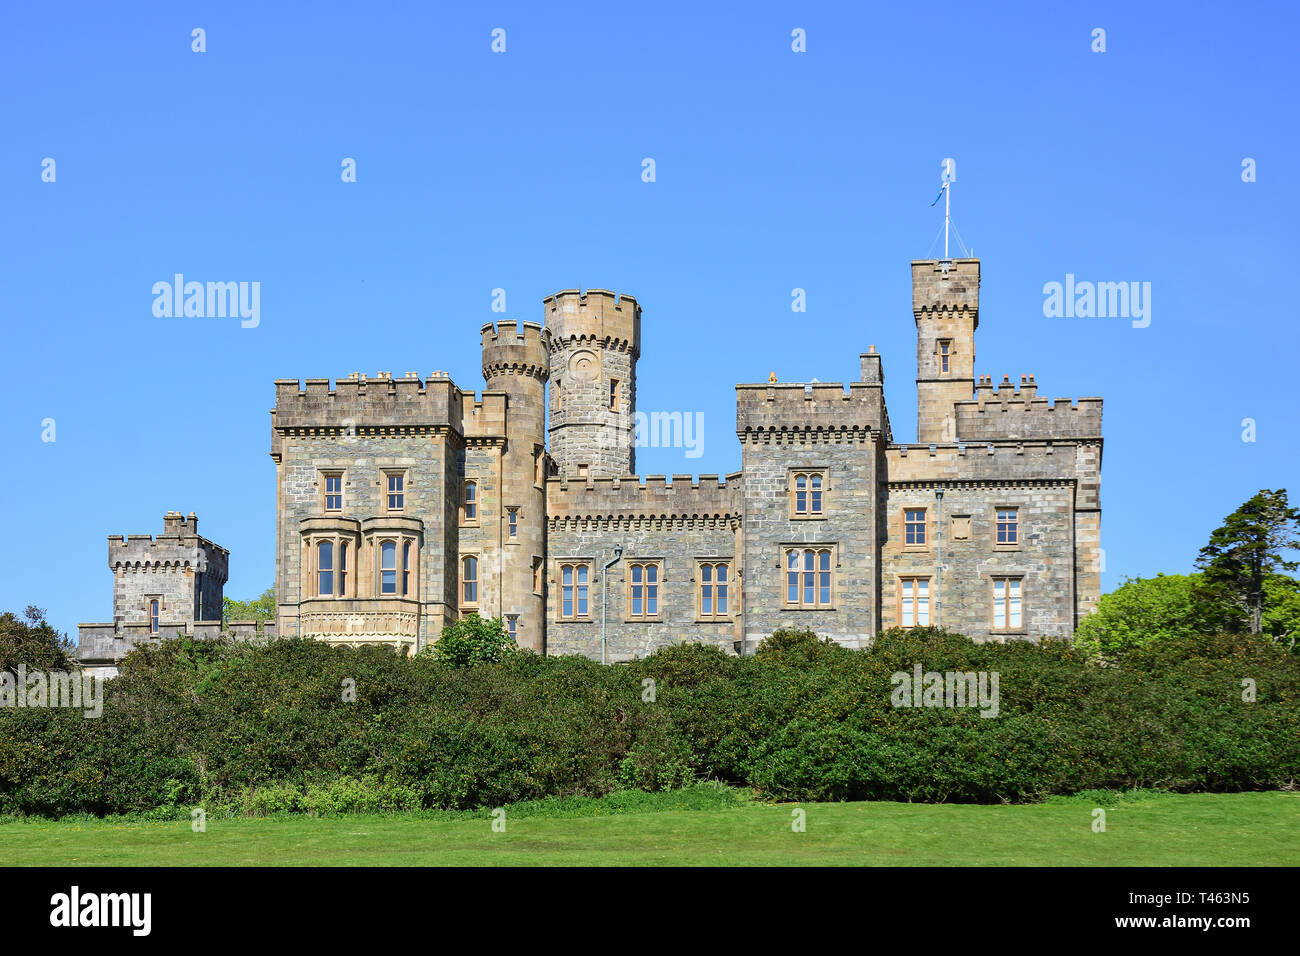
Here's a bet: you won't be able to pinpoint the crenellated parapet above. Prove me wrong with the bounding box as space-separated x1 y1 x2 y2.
271 372 463 459
736 383 886 444
547 473 743 526
545 289 641 357
458 389 508 440
912 258 980 323
954 374 1103 441
108 511 229 582
481 321 551 382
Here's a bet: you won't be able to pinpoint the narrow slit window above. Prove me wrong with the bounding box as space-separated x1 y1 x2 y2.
380 540 397 594
318 540 334 596
462 555 478 605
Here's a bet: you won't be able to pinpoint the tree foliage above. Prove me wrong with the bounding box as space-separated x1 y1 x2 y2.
1196 489 1300 635
222 586 275 624
425 614 517 667
0 607 75 675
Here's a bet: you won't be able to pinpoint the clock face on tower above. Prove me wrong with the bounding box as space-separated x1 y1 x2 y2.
568 349 600 381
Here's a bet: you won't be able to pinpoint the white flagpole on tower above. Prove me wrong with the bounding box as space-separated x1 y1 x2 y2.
944 180 951 259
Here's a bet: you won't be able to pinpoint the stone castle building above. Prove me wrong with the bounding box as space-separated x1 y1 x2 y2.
79 257 1103 670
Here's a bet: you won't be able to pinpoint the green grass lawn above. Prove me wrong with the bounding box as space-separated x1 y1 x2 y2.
3 790 1296 865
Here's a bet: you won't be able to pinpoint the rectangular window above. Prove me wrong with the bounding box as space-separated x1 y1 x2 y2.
462 480 477 524
609 379 620 410
698 562 731 620
532 556 543 595
508 508 518 538
339 541 348 596
992 577 1023 630
899 577 930 628
559 562 590 620
507 616 518 641
784 547 833 608
402 541 411 596
628 562 661 620
149 599 160 634
324 474 343 512
904 508 927 547
996 508 1019 546
386 472 405 511
939 340 951 373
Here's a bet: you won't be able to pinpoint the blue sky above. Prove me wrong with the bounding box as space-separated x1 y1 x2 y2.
2 1 1296 638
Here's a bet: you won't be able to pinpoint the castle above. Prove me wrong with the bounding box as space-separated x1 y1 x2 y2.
78 257 1103 674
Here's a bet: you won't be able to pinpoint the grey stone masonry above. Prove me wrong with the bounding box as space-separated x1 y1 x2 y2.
76 511 237 675
78 253 1104 666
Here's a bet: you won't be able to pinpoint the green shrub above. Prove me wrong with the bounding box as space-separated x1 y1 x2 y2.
0 626 1296 817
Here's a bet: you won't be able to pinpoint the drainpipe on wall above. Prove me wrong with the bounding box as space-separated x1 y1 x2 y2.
601 544 624 665
935 486 944 628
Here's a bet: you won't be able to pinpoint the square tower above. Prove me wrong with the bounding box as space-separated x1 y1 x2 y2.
913 258 979 443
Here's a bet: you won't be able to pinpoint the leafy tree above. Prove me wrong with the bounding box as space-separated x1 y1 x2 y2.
1196 489 1300 635
425 614 516 667
1263 574 1300 649
0 606 76 674
223 586 276 624
1073 574 1229 657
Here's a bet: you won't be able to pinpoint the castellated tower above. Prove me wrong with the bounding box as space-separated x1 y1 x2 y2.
481 320 550 653
546 289 641 479
913 258 979 443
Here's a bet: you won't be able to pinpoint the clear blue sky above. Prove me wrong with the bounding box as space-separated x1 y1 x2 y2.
3 1 1296 638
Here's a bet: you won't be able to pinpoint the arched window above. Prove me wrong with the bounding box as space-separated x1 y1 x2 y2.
338 541 348 596
402 541 412 596
785 547 833 608
628 562 660 619
318 541 334 596
559 562 590 619
792 472 826 516
699 562 730 619
462 555 478 605
380 540 397 594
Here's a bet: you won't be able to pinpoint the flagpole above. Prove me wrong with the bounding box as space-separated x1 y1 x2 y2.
944 181 951 258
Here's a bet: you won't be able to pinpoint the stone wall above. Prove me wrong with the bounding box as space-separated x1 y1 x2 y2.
880 479 1077 640
546 475 742 658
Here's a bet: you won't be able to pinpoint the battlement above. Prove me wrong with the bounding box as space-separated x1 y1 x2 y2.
457 389 509 438
735 382 886 441
481 321 551 381
547 472 743 520
272 373 463 432
912 258 980 325
955 374 1103 440
107 512 229 581
545 288 641 357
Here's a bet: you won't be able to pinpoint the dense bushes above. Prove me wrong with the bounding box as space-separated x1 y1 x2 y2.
1 627 1297 817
